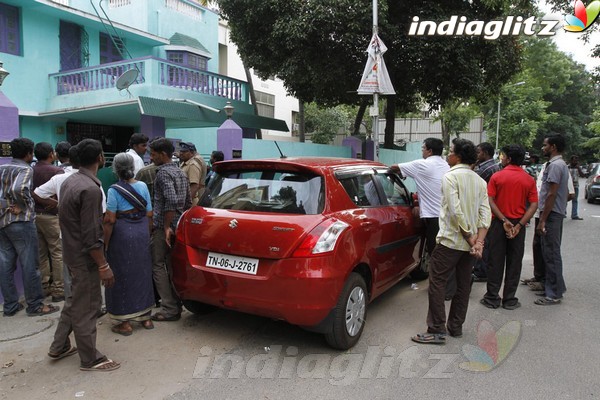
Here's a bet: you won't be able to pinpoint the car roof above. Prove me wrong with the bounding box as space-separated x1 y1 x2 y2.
213 157 389 173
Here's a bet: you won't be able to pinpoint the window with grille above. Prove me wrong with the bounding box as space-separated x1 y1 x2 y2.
60 21 89 71
0 3 20 56
167 51 208 71
100 32 124 64
255 91 275 118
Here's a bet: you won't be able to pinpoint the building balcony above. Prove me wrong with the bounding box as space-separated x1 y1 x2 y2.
47 56 249 113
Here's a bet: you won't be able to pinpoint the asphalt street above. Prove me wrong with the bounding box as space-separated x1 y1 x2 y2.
1 181 599 400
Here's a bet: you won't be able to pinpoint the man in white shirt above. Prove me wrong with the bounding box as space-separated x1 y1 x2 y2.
126 133 148 175
390 138 449 265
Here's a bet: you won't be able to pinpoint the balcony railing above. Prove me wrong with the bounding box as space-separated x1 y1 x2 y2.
53 60 145 95
49 56 247 101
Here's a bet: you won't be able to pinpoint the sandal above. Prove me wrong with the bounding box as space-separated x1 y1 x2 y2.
534 297 561 306
27 304 60 317
141 320 154 330
520 277 537 285
3 303 24 317
528 282 545 291
80 359 120 372
111 323 133 336
411 332 446 345
48 346 78 360
151 312 180 322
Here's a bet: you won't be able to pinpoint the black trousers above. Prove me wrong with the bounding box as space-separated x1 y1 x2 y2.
532 217 545 282
426 244 475 335
483 218 526 307
422 217 457 298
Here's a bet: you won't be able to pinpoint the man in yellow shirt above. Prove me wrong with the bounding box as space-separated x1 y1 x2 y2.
412 138 491 344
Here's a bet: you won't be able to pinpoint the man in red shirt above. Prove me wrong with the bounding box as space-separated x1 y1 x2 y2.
480 144 538 310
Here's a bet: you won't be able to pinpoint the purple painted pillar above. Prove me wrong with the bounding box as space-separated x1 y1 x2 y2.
217 119 243 161
0 91 19 166
140 115 166 141
364 138 375 161
342 136 363 159
0 91 24 304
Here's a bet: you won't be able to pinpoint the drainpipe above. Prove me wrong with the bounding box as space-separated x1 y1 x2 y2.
156 10 160 37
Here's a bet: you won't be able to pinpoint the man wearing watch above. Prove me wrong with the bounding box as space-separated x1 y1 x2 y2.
480 144 538 310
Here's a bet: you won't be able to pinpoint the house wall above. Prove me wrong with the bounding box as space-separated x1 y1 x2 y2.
218 20 298 139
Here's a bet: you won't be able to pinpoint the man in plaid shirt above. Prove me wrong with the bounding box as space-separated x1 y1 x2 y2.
149 138 191 322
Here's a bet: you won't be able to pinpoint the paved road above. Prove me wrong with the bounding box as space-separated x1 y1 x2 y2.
1 186 599 399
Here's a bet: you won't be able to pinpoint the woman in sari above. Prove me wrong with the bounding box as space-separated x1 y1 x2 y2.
103 152 154 335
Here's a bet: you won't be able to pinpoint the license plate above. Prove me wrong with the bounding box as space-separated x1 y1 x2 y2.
206 252 259 275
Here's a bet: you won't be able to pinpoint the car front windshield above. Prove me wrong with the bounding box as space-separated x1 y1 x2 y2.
201 170 324 215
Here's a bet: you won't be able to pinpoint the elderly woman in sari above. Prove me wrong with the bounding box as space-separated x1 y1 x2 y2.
103 153 154 335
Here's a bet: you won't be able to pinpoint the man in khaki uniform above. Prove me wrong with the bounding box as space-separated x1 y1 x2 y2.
178 142 207 206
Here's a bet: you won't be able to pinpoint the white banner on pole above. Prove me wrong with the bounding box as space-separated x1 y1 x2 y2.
357 33 395 95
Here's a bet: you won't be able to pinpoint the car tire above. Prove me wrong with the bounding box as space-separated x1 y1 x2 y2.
325 273 367 350
410 244 430 280
588 196 594 204
182 300 217 315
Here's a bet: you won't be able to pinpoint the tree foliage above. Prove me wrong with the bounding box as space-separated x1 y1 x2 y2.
480 37 597 155
304 102 351 144
433 100 480 148
217 0 536 148
544 0 600 78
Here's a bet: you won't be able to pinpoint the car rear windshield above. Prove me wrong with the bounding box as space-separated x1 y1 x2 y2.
201 170 324 215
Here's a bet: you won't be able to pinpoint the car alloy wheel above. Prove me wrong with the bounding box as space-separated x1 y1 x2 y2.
325 273 368 350
345 286 366 337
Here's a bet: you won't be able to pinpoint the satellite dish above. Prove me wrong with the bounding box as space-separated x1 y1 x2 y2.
115 69 139 91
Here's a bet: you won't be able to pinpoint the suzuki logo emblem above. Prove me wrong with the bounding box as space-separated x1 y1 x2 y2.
229 219 238 229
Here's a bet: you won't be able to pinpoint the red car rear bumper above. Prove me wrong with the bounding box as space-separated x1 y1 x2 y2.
172 243 346 327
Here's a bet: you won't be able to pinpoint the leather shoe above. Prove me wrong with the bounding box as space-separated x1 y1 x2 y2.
572 217 583 220
51 295 65 303
472 274 487 282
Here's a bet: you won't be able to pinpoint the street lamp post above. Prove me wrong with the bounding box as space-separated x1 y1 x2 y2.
224 101 234 119
495 81 525 156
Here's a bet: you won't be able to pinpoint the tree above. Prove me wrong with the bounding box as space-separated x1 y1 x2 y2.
479 37 597 153
545 0 600 77
584 108 600 158
433 100 480 149
304 103 350 144
217 0 535 148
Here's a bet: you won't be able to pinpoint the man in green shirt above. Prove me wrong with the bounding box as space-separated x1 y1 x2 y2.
412 138 491 345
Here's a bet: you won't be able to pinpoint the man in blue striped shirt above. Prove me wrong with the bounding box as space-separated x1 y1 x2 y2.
0 138 59 317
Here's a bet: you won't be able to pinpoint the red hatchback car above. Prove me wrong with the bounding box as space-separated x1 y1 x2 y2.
172 157 427 349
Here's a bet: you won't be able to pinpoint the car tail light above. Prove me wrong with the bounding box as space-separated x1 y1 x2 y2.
594 175 600 184
292 219 349 257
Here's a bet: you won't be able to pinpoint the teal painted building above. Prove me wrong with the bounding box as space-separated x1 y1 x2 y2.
0 0 287 157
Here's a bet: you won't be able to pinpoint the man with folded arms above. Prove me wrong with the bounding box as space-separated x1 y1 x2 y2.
412 139 491 345
480 144 538 310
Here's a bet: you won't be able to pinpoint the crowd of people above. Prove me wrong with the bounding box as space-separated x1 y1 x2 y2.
406 134 577 345
0 131 583 363
0 135 222 371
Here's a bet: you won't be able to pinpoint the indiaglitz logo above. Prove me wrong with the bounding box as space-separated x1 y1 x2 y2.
564 0 600 32
459 320 521 372
408 15 558 39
